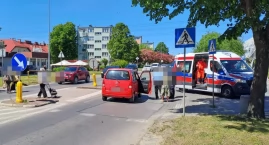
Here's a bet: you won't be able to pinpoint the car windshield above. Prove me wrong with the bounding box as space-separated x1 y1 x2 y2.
126 65 137 68
152 64 158 66
64 67 77 72
105 70 130 80
220 60 253 73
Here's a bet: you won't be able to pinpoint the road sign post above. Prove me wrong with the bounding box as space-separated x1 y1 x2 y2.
58 51 65 66
208 39 216 107
175 27 196 116
89 58 98 70
11 53 27 72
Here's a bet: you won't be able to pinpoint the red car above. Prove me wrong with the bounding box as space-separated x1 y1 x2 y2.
102 68 152 103
58 66 90 84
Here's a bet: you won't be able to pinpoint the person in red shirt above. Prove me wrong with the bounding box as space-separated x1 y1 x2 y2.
196 58 207 84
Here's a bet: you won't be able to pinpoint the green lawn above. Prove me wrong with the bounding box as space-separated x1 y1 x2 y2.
150 115 269 145
0 71 101 87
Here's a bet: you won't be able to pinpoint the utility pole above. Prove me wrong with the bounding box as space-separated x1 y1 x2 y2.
48 0 51 69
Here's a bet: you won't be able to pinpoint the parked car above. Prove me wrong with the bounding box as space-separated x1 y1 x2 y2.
125 64 138 72
101 66 120 78
22 65 37 74
142 65 151 71
161 64 169 67
58 66 90 84
102 68 152 103
151 63 160 68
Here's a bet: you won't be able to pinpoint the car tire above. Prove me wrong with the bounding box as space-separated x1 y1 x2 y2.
73 77 78 84
221 85 233 98
58 82 62 85
102 96 107 101
129 94 135 103
85 75 90 83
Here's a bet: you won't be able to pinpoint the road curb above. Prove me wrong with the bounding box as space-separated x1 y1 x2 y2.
77 86 102 90
0 98 59 108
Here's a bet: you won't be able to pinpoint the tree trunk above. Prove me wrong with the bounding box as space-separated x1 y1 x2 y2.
247 25 269 119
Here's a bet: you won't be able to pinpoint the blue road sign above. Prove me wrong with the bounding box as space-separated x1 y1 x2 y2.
11 53 27 71
175 27 196 48
208 39 217 54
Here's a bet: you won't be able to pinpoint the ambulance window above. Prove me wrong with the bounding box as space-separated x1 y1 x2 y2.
177 61 192 73
210 61 222 73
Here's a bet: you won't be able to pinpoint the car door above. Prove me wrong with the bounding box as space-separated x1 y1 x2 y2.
78 67 84 80
132 71 139 94
138 71 152 94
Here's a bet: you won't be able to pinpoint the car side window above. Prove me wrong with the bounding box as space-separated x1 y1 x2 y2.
81 67 87 71
132 72 137 82
78 67 83 71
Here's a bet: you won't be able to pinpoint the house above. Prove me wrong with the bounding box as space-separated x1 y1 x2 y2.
0 39 48 70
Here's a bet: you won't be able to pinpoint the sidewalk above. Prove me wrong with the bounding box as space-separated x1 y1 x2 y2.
0 87 101 126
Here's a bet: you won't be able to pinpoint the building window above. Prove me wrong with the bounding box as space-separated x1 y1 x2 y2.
89 52 94 56
95 40 101 43
102 28 109 33
89 29 94 32
95 48 101 51
89 45 94 48
83 44 87 49
89 36 94 41
95 32 101 35
102 44 107 49
102 36 109 41
95 56 101 58
102 52 109 56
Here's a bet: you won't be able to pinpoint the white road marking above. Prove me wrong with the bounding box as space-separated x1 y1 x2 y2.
66 91 101 102
80 113 96 117
174 103 181 109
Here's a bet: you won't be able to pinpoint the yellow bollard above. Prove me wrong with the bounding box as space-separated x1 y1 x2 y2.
16 81 23 103
92 73 97 87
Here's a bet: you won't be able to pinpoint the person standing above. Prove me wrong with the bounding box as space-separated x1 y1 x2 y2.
4 75 12 93
37 65 47 98
196 58 207 84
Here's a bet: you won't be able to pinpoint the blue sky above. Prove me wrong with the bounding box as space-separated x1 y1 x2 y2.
0 0 253 55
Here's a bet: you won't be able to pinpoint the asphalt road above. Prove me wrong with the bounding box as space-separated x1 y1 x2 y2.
0 76 103 100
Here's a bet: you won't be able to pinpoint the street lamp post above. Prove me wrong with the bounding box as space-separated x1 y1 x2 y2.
48 0 51 69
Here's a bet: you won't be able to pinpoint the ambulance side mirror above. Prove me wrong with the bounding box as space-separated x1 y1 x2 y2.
218 69 225 75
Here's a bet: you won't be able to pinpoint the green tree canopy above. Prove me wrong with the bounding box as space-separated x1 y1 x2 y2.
132 0 269 119
107 23 139 62
139 44 152 50
194 32 244 56
50 22 77 63
155 42 169 54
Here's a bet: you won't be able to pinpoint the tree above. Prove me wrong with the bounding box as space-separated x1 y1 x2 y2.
139 44 152 50
140 49 174 64
132 0 269 119
101 58 108 67
107 23 139 62
155 42 169 54
50 22 77 63
194 32 245 56
111 59 129 68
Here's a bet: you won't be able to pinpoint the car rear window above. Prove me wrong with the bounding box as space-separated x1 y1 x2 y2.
65 67 77 72
105 70 130 80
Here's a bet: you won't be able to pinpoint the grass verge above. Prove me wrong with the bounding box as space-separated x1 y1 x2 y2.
0 71 101 87
150 115 269 145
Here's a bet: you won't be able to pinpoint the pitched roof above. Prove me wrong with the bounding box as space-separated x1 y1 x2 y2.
0 39 48 53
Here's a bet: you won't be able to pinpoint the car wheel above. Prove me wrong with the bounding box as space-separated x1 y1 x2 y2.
73 77 78 84
102 96 107 101
129 93 135 103
58 82 62 85
85 75 90 83
138 93 141 98
221 85 233 98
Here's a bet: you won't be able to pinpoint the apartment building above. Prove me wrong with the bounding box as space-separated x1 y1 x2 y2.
77 25 112 61
135 36 142 44
142 41 154 49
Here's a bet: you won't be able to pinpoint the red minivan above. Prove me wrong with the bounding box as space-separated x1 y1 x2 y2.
102 68 152 103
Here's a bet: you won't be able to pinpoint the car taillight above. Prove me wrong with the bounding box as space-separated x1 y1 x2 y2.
129 85 132 89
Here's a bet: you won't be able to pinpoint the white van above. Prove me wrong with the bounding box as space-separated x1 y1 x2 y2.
174 51 254 98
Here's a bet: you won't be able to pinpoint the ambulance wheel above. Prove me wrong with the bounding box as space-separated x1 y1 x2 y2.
221 85 233 98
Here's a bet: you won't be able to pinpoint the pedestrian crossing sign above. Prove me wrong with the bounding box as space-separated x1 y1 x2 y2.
175 27 196 48
208 39 216 54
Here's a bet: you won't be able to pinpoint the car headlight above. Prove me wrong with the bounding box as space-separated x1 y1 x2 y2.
235 79 246 83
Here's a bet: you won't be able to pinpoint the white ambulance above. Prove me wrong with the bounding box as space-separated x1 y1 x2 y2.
174 51 254 98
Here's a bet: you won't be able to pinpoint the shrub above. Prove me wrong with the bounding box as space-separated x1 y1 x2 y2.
53 66 66 72
111 59 128 68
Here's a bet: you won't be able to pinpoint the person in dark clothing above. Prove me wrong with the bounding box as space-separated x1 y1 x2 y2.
4 75 12 93
37 65 47 98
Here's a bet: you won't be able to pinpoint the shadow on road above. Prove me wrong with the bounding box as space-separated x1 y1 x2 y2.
107 94 149 104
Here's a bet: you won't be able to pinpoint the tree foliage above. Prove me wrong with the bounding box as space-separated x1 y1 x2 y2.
107 23 139 62
111 59 129 68
155 42 169 54
139 44 152 50
50 22 77 63
194 32 244 56
140 49 174 64
132 0 269 119
101 58 108 67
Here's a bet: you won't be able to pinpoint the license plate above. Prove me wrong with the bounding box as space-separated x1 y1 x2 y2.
111 87 120 92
